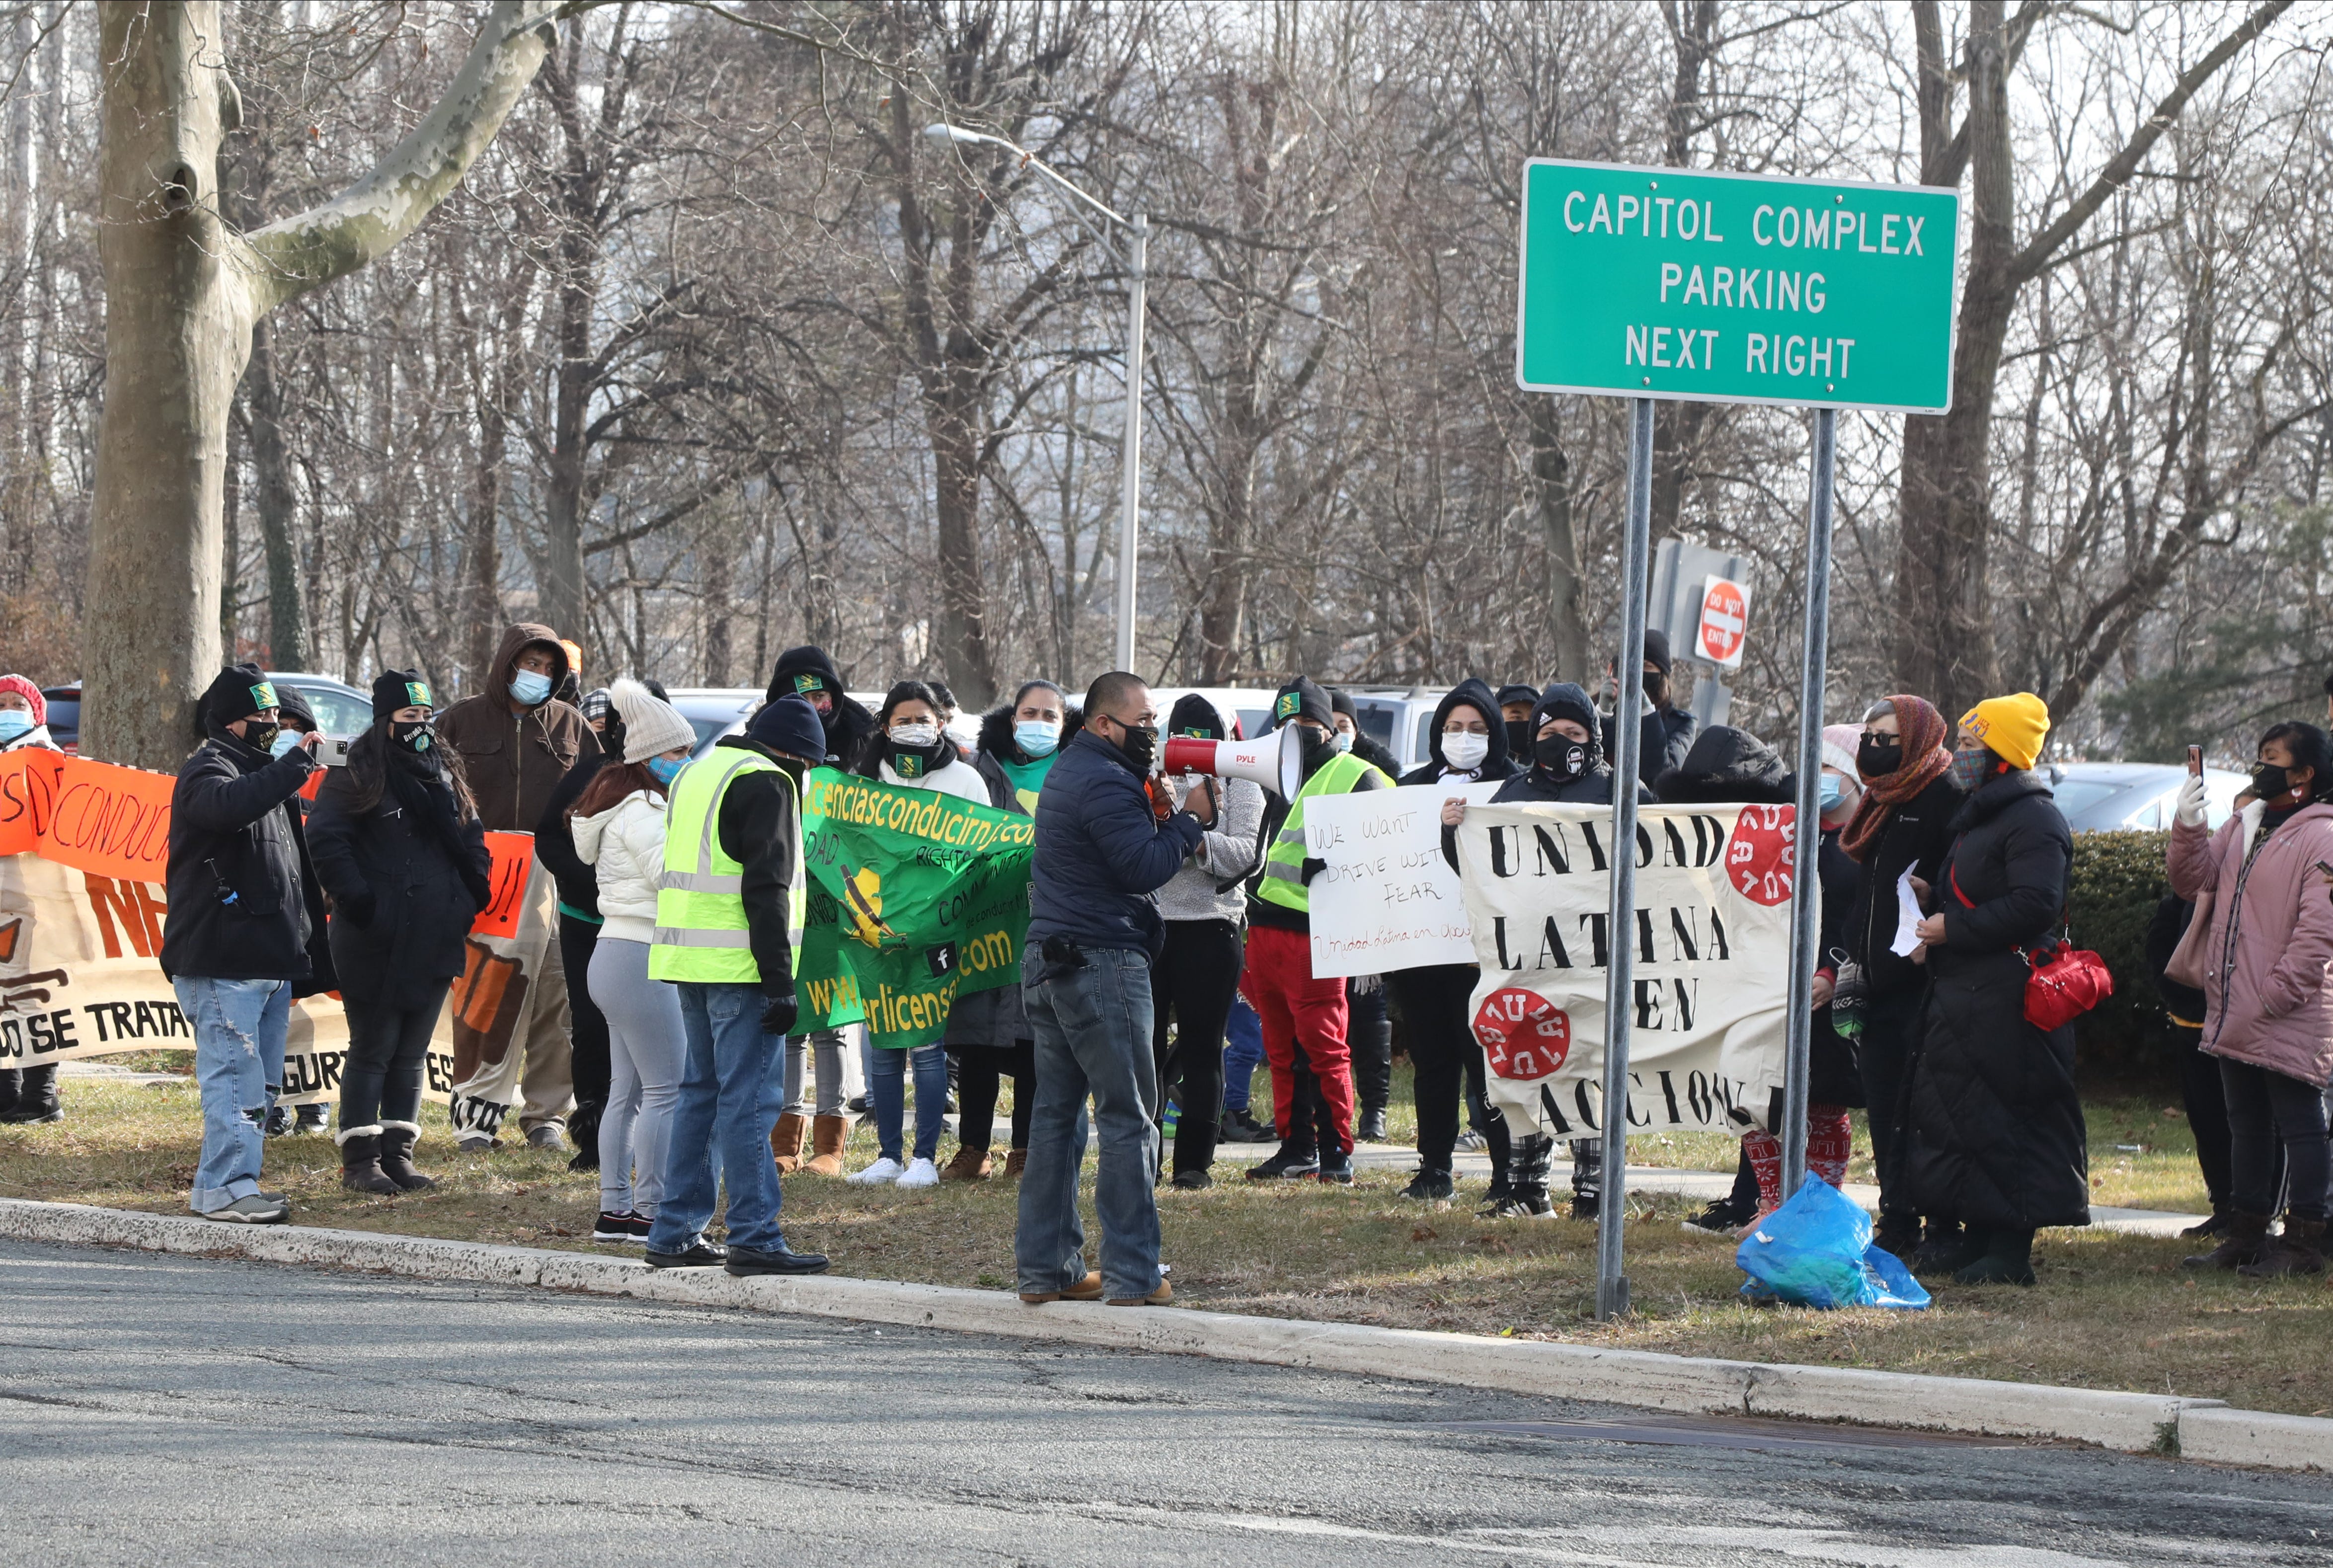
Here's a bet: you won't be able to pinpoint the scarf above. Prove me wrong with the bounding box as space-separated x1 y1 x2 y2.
1839 693 1952 862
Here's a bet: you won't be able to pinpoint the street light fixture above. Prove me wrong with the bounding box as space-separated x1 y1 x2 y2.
925 122 1148 675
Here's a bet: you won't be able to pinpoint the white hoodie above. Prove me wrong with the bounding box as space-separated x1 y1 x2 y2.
572 787 669 943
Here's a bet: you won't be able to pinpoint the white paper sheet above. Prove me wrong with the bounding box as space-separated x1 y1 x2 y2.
1889 864 1923 956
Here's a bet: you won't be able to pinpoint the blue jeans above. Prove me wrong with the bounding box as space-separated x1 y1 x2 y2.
1223 992 1264 1112
1015 945 1162 1300
871 1043 947 1163
648 982 785 1255
173 976 292 1213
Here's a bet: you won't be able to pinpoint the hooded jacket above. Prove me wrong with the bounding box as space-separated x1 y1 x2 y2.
1902 767 2089 1231
767 644 875 769
2169 799 2333 1087
1398 679 1518 787
1652 725 1794 806
1327 689 1402 778
435 624 601 832
1490 683 1654 807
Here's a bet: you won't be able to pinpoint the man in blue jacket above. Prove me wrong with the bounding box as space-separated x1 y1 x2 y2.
1016 671 1214 1308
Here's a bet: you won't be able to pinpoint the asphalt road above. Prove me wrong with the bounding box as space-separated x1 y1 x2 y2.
1 1237 2326 1567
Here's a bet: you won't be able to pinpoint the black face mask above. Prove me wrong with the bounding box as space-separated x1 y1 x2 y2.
1114 722 1158 772
240 722 280 755
2251 762 2292 803
1643 671 1670 707
1300 731 1339 778
1504 719 1534 758
391 719 434 754
1534 734 1588 779
1857 735 1903 778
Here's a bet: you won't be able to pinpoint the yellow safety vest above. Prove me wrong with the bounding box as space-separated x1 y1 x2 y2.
1255 750 1387 916
648 748 806 984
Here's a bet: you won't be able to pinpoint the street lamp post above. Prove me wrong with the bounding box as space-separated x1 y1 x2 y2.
926 123 1146 674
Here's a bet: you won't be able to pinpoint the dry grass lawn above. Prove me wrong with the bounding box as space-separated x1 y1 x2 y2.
4 1069 2322 1417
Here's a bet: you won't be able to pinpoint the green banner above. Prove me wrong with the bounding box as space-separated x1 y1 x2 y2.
793 769 1033 1048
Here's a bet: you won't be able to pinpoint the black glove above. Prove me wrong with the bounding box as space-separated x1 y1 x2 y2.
463 871 494 912
337 892 376 930
760 993 798 1037
1300 855 1326 886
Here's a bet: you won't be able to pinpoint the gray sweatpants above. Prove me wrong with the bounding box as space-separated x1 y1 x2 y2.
588 938 685 1218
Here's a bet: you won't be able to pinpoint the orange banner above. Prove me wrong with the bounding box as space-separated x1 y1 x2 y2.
472 832 536 940
38 756 175 883
0 749 64 856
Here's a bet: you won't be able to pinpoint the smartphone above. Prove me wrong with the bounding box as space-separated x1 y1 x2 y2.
317 735 355 768
2186 745 2203 778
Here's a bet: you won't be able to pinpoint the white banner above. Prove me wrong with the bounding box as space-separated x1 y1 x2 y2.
1303 782 1504 977
1454 801 1794 1137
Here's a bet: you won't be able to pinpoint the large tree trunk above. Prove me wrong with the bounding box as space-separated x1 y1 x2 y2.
83 0 557 767
1526 398 1590 684
243 316 308 670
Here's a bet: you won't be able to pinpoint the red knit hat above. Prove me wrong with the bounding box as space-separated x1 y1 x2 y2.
0 675 45 726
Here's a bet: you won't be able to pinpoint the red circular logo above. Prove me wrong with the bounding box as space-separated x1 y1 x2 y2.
1472 987 1572 1080
1698 578 1747 664
1726 803 1795 906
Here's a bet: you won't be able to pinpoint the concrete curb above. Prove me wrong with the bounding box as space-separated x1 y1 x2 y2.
3 1197 2321 1471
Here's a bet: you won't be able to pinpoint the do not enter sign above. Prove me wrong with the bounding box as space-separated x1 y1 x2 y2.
1697 574 1750 668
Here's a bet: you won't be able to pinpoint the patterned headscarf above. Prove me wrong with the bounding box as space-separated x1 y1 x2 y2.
1840 694 1952 862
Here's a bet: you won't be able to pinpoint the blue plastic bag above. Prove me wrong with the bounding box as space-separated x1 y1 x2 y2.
1735 1174 1931 1310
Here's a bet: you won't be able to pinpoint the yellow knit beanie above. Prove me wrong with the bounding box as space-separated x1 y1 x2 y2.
1958 692 2050 771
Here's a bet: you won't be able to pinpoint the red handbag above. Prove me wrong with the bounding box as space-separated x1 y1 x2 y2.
2022 938 2114 1030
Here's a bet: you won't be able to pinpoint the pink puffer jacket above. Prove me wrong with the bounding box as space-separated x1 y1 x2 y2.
2168 801 2333 1087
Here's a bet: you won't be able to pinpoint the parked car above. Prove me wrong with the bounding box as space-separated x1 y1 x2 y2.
663 686 980 763
41 684 78 752
2046 761 2246 833
34 673 370 756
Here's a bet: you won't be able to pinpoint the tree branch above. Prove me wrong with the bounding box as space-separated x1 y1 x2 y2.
2010 0 2294 284
239 0 563 316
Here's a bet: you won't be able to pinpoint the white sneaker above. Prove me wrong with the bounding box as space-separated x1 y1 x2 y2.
847 1156 904 1185
896 1156 940 1188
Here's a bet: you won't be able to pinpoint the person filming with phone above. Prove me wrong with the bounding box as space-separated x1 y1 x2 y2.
2170 721 2333 1277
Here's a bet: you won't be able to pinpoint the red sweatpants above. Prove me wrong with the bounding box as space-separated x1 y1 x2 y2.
1239 922 1354 1157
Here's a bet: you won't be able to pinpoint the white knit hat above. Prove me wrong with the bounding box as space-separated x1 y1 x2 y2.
611 679 695 765
1821 723 1861 780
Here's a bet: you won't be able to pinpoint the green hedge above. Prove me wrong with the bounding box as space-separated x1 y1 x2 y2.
2066 829 2177 1077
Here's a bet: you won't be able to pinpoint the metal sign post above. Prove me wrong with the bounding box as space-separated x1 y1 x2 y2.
1595 395 1657 1322
1778 407 1838 1196
1513 158 1958 1319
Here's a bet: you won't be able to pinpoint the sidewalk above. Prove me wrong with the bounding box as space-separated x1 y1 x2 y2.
1208 1140 2210 1238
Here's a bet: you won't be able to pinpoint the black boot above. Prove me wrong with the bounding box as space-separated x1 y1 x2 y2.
1568 1138 1602 1221
1952 1226 2036 1286
1482 1133 1555 1218
2240 1217 2329 1278
377 1122 438 1191
2 1063 60 1123
2179 1206 2229 1241
338 1129 402 1195
1910 1218 1975 1275
2183 1210 2271 1270
566 1099 604 1172
1246 1141 1321 1180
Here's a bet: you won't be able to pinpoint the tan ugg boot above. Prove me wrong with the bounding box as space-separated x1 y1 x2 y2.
803 1114 849 1176
770 1111 809 1174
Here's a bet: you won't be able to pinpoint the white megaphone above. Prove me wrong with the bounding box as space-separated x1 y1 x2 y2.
1163 725 1305 800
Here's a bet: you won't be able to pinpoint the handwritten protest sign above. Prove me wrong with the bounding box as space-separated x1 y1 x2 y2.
1302 782 1503 977
38 756 174 881
0 749 62 855
1453 801 1792 1137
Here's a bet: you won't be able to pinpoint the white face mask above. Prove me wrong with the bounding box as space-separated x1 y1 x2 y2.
1442 732 1489 772
889 721 940 748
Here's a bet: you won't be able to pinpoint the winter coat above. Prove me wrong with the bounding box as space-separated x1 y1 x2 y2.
159 736 331 987
1602 702 1698 783
1902 769 2089 1231
434 623 601 832
1396 678 1519 788
1841 772 1960 996
534 750 610 922
1651 724 1793 806
1806 824 1864 1107
1028 727 1203 957
2143 893 2207 1029
767 644 875 769
572 788 668 944
307 753 494 1012
2168 800 2333 1087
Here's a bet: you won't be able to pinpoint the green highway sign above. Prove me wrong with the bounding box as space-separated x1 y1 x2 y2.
1515 159 1960 413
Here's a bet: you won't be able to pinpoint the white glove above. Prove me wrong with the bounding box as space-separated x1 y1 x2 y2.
2174 773 2207 828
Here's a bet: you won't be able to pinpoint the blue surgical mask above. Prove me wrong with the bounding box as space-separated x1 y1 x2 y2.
1333 730 1355 754
509 669 553 706
0 712 32 744
1818 775 1845 811
270 729 304 759
647 754 686 785
1014 720 1061 758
